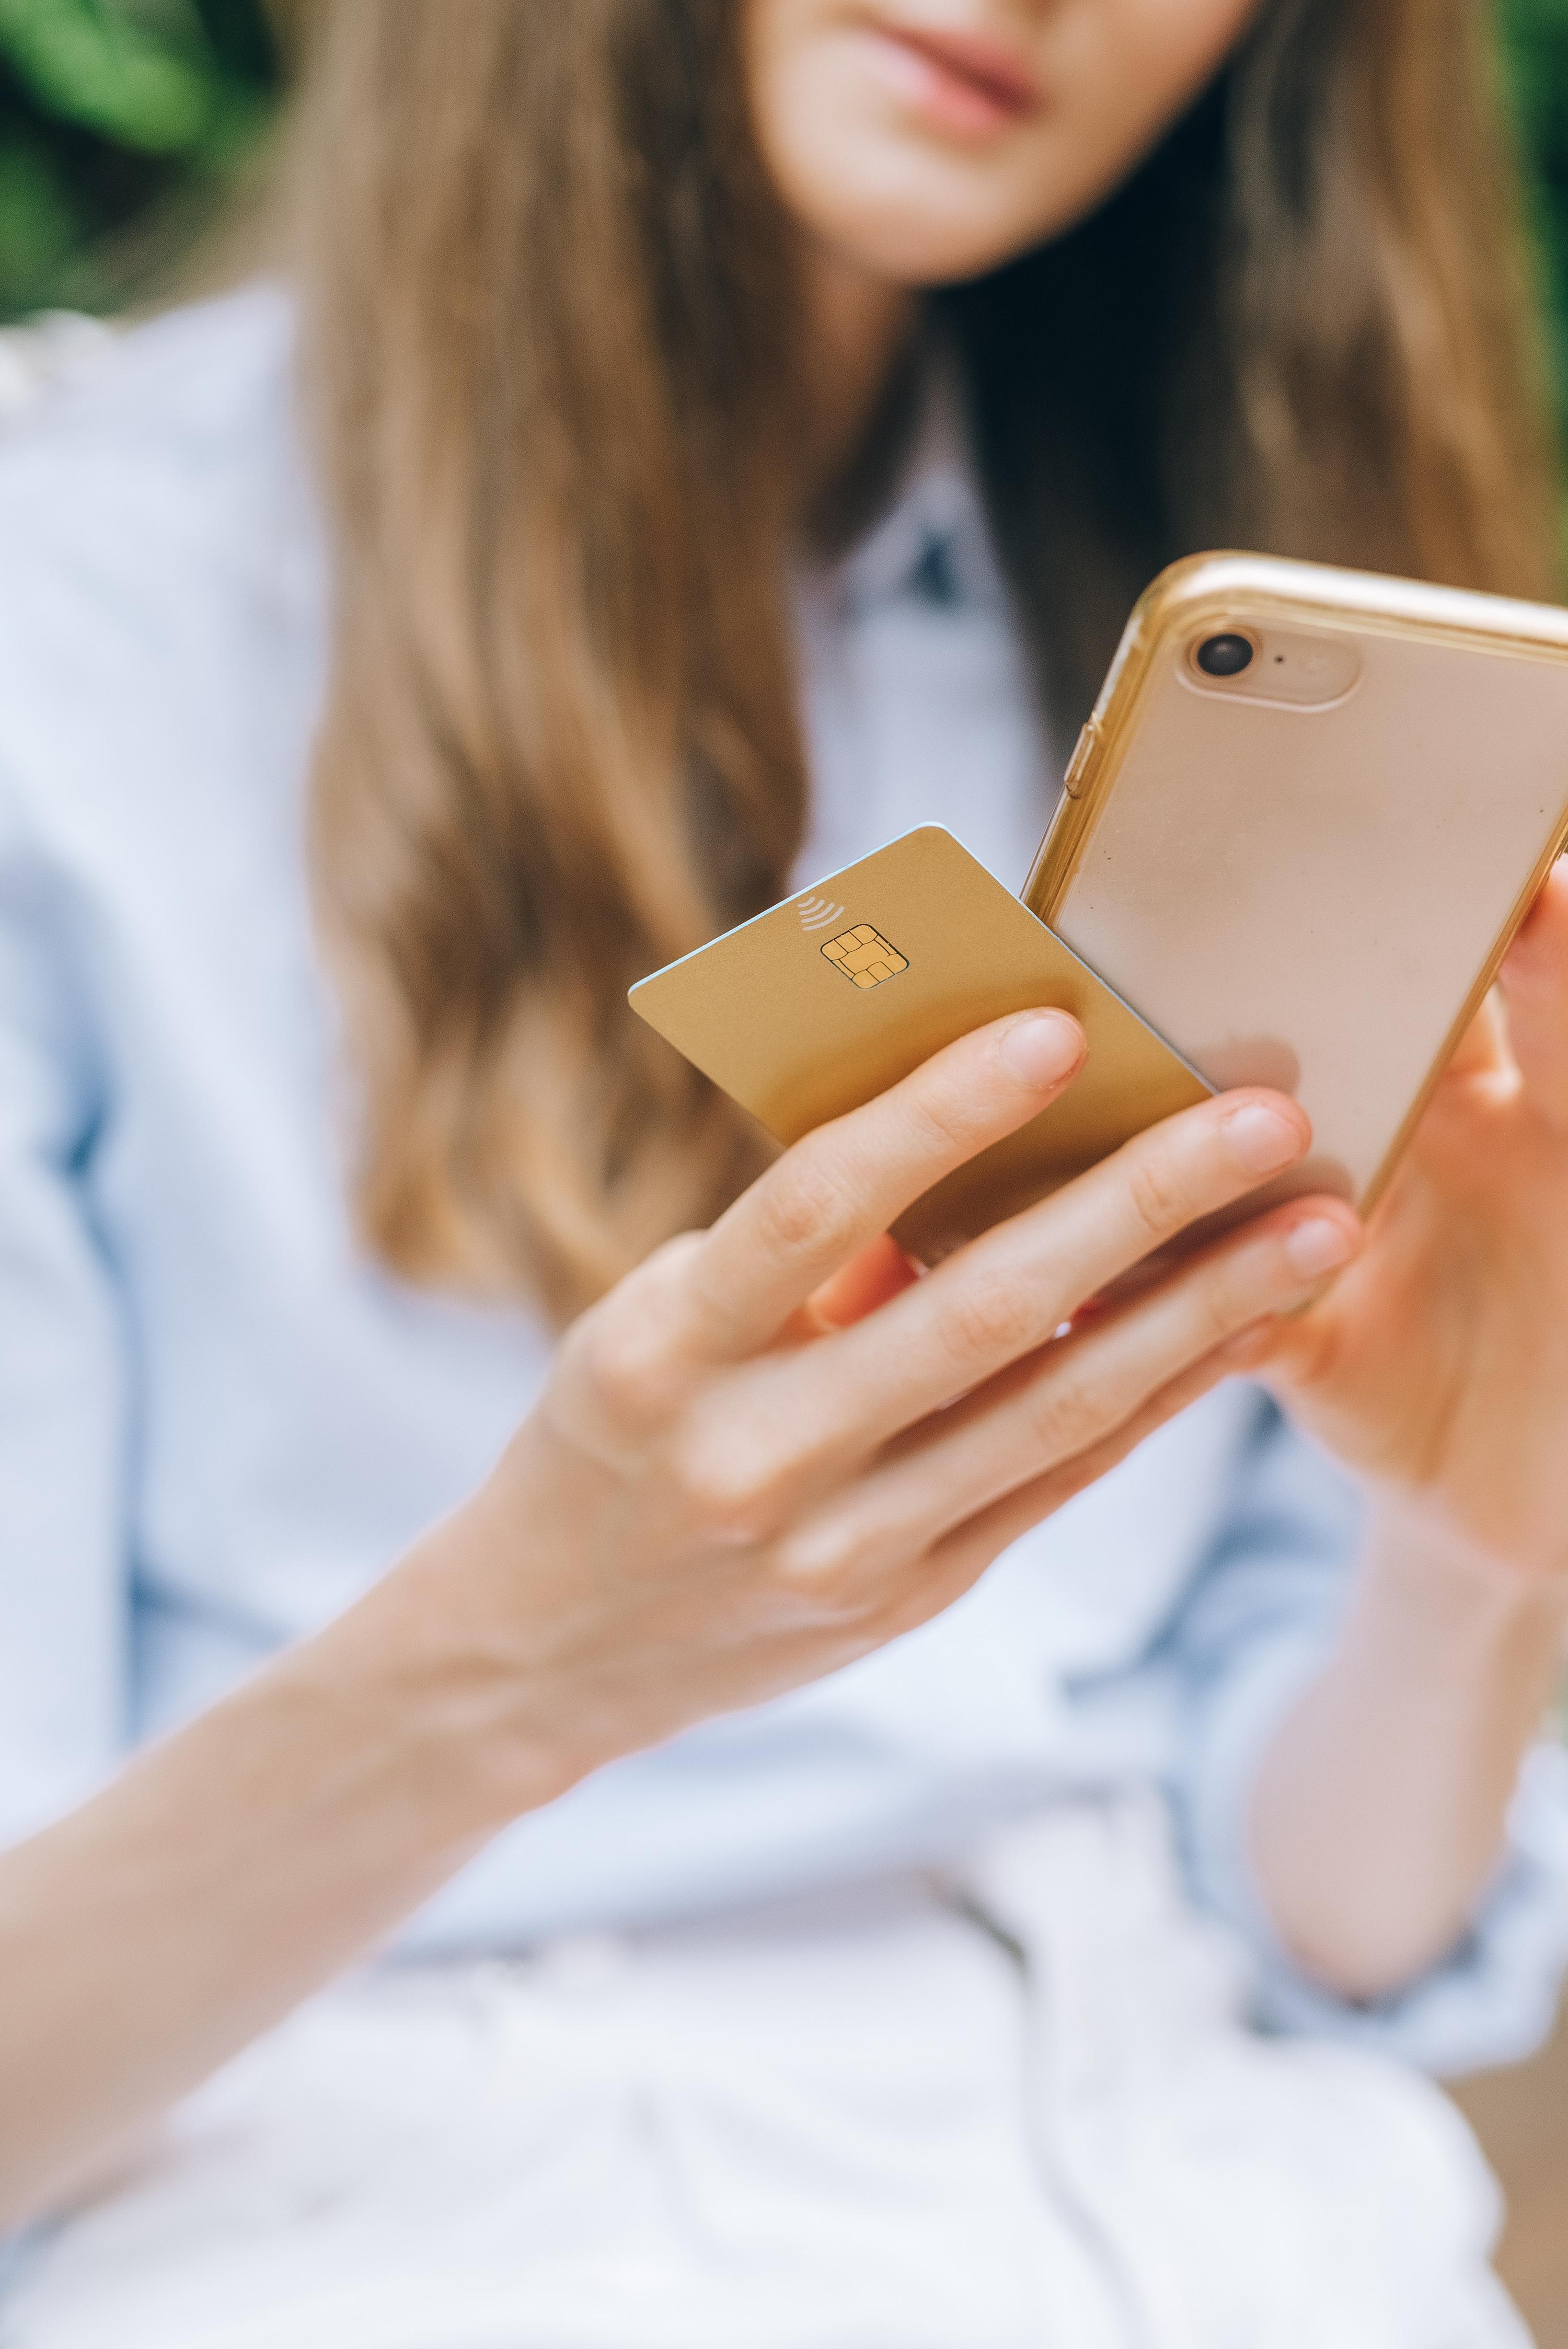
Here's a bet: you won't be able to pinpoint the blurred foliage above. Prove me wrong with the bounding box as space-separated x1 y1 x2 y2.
0 0 282 320
2 1 1568 415
1502 0 1568 428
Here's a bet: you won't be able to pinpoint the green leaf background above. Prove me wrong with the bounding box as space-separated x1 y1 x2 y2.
2 1 1568 423
0 0 280 319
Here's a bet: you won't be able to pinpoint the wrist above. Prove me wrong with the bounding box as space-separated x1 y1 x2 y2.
306 1478 596 1848
1363 1488 1568 1675
1247 1486 1568 2002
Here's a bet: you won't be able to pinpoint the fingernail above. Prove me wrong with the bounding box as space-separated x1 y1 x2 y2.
999 1010 1084 1088
1221 1101 1305 1176
1284 1217 1356 1280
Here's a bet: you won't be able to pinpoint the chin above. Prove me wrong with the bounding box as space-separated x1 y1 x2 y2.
801 166 1057 287
861 231 1035 287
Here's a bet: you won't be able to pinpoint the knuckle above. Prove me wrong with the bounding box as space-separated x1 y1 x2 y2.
1191 1230 1300 1350
772 1515 878 1604
567 1285 683 1434
1028 1376 1110 1464
1194 1265 1252 1349
667 1416 792 1545
900 1079 983 1165
937 1267 1039 1375
1123 1145 1197 1246
753 1149 856 1264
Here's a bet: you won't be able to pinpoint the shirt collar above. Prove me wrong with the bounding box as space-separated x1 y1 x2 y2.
818 364 1010 620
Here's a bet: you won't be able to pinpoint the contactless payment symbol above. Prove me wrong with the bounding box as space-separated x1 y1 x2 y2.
822 924 908 990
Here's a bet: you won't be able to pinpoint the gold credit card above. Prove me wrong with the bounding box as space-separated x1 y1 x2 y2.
629 825 1212 1263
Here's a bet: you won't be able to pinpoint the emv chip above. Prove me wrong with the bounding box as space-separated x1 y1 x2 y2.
823 924 908 990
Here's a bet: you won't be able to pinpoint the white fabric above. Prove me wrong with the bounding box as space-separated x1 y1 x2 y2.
0 1803 1527 2349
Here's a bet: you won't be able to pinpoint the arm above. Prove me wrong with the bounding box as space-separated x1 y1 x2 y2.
1238 864 1568 2005
0 1010 1357 2228
1249 1503 1568 2003
0 1548 533 2229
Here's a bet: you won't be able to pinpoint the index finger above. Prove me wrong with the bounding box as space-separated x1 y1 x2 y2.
685 1009 1087 1357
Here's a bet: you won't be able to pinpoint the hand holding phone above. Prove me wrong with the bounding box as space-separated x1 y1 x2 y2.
1028 551 1568 1216
633 551 1568 1259
502 1007 1355 1766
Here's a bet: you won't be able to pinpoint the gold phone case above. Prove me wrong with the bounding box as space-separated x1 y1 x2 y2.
1028 552 1568 1217
629 825 1210 1264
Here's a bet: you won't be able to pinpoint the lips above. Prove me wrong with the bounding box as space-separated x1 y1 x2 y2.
866 15 1043 130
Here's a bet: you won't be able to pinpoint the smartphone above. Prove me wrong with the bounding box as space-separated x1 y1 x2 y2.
1025 552 1568 1214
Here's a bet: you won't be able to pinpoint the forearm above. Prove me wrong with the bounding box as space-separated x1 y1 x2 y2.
1248 1496 1568 2003
0 1507 570 2233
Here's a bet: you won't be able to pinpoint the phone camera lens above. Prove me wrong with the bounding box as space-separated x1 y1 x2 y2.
1195 631 1255 678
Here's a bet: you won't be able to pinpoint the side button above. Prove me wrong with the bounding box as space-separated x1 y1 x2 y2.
1062 720 1100 799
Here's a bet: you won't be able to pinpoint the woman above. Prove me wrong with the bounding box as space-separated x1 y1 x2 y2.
1 1 1567 2341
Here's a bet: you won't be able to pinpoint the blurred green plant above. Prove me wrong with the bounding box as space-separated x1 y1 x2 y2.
1502 0 1568 430
0 0 281 321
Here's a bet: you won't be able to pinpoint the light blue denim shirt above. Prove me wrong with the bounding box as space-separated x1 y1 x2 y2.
0 287 1564 2072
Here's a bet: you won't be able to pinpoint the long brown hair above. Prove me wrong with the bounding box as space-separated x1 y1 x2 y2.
292 0 1560 1321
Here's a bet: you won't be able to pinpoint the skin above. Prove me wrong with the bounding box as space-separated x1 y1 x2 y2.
747 0 1258 460
3 0 1567 2232
1242 910 1568 1985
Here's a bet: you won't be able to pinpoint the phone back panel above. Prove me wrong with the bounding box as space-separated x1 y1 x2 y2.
1027 555 1568 1207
